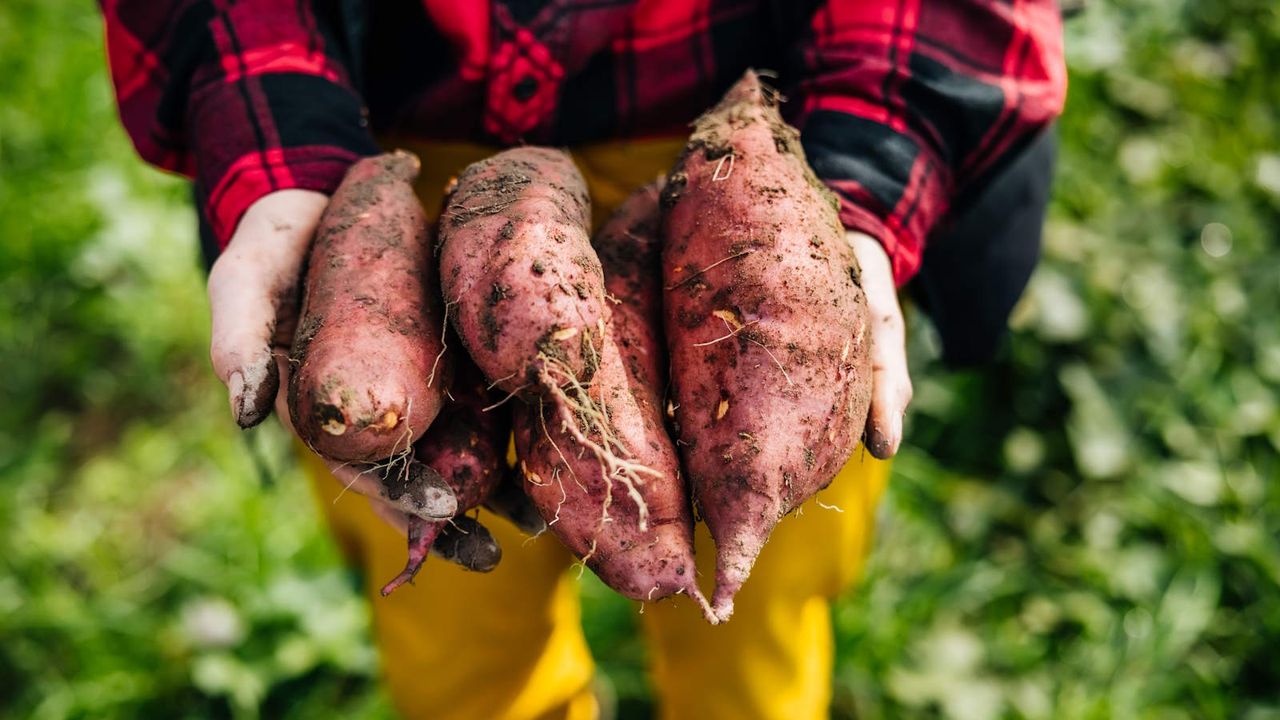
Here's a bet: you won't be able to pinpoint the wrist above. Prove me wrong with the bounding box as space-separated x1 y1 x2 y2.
201 150 364 249
830 194 921 288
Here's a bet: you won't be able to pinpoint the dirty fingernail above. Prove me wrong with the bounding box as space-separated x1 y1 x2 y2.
228 371 245 418
423 485 458 519
889 411 904 455
232 357 279 429
865 423 890 459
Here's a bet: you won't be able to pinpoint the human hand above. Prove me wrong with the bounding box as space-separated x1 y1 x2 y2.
206 190 544 575
207 189 456 521
847 232 913 459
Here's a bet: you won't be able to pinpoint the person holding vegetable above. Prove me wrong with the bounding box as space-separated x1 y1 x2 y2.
101 1 1066 717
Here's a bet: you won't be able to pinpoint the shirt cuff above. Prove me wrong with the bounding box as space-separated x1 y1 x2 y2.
188 73 380 248
202 146 370 247
825 181 925 288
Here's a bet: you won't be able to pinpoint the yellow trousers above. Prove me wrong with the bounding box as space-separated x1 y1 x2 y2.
299 139 891 720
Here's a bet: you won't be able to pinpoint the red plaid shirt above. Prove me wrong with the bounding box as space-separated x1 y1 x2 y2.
101 0 1065 285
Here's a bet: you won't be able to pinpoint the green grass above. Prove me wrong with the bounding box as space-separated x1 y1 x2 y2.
1 1 1277 718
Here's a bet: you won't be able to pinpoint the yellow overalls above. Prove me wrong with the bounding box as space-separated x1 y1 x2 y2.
298 138 890 720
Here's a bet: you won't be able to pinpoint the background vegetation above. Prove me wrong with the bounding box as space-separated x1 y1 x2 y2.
2 1 1276 717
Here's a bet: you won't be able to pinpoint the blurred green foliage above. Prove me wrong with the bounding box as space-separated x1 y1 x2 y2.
0 2 391 717
1 0 1277 718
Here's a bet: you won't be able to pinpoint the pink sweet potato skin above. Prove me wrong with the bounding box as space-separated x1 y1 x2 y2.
414 356 509 513
290 151 451 462
661 71 873 619
593 184 667 385
437 147 605 394
514 184 710 617
381 355 509 594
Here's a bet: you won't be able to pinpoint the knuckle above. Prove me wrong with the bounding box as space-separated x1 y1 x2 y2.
899 380 915 405
208 341 238 377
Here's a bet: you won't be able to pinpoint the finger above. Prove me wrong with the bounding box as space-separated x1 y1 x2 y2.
323 459 457 520
315 452 457 521
378 512 503 576
376 458 459 520
208 190 328 428
379 513 504 596
434 516 502 572
272 338 459 521
369 497 411 536
848 233 913 459
209 252 285 428
483 470 547 536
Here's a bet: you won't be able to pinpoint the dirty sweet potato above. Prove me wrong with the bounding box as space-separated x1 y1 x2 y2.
289 151 451 463
661 71 874 621
437 147 605 397
514 183 715 622
381 356 510 595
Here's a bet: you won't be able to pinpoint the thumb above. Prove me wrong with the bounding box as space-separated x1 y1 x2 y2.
208 189 329 428
848 231 913 459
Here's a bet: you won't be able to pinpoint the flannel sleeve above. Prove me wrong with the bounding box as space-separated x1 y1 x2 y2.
101 0 380 249
788 0 1067 285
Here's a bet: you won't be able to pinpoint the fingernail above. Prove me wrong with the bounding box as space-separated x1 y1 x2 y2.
228 371 245 418
865 424 891 460
423 484 457 520
231 358 279 428
889 411 904 454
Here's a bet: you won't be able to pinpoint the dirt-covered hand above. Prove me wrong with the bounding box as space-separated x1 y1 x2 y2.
208 190 326 428
369 502 502 580
271 353 459 523
369 469 548 590
208 190 458 523
848 231 913 459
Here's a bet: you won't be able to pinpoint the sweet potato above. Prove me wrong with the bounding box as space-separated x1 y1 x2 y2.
381 356 509 595
437 147 605 396
514 183 714 622
289 151 451 462
661 71 873 620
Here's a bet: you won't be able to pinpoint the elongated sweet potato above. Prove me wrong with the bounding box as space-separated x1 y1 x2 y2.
662 71 873 621
289 151 451 462
437 147 605 396
514 183 714 622
381 355 509 595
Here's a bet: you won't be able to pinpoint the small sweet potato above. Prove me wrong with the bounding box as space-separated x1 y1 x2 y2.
289 151 451 462
381 356 510 595
514 183 714 622
661 71 874 620
437 147 605 396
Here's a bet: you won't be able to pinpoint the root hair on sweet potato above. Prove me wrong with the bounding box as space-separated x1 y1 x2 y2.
535 403 584 494
481 384 529 413
745 336 794 386
692 316 759 347
515 180 717 624
665 248 755 291
427 301 457 390
710 152 735 182
534 358 659 532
